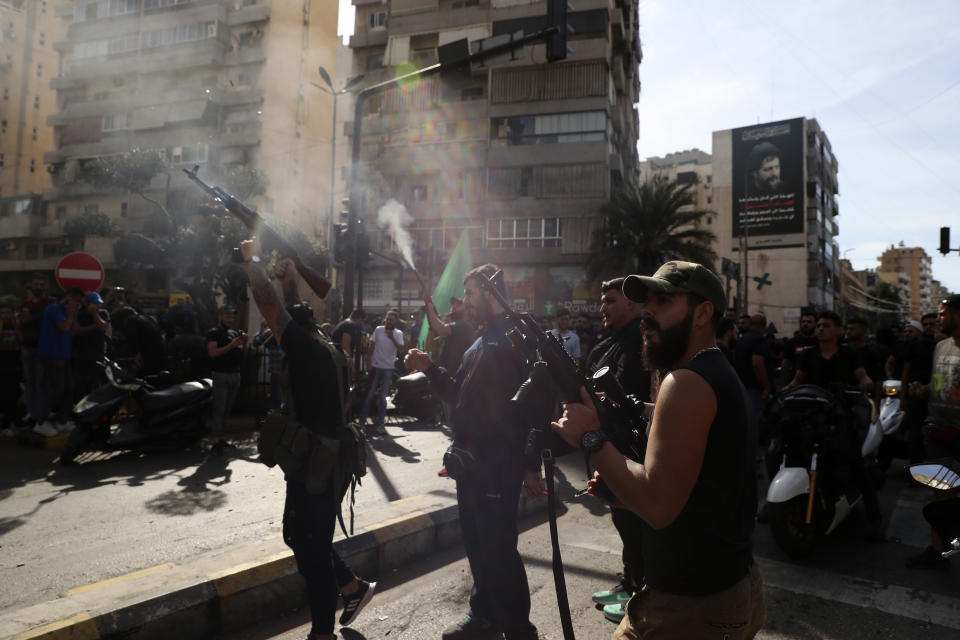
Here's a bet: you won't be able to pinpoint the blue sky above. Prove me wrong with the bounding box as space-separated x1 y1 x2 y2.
338 0 960 291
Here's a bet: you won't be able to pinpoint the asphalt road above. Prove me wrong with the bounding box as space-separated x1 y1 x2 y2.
2 417 959 638
0 417 452 614
215 461 960 640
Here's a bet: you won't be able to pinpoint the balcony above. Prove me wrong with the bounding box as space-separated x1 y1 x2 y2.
67 38 228 80
218 121 262 147
50 75 85 90
0 215 54 240
488 140 608 167
349 28 388 49
228 1 271 25
224 45 266 66
211 87 264 106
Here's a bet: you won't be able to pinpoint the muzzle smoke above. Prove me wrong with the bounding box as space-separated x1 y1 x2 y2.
376 199 415 269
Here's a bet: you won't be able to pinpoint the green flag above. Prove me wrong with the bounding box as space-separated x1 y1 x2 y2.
418 229 473 350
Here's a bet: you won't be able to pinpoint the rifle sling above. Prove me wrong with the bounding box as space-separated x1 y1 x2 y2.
543 448 576 640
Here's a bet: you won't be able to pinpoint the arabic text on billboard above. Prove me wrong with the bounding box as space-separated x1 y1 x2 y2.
731 117 805 248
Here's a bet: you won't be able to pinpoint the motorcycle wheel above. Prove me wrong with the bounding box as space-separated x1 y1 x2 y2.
60 426 92 465
768 494 821 559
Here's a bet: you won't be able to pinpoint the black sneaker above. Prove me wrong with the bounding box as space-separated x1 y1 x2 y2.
905 546 950 570
339 579 376 626
441 614 501 640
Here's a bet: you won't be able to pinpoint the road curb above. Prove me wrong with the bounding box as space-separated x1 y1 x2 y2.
1 492 546 639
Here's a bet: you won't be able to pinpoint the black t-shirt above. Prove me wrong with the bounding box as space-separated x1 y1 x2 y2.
119 315 166 374
641 349 755 595
438 319 476 374
206 326 243 373
849 344 884 382
281 323 343 439
330 319 361 350
905 336 936 384
783 335 817 364
734 330 769 390
585 317 650 402
73 308 110 361
799 344 863 388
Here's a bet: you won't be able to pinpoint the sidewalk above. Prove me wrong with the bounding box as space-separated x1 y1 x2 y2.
0 414 548 640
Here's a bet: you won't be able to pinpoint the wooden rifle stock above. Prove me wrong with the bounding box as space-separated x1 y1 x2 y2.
183 166 330 298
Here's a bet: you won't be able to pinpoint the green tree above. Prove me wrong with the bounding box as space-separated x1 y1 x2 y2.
221 165 268 200
79 148 173 230
588 175 718 281
63 211 119 240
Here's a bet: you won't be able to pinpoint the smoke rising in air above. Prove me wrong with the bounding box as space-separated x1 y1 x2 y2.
377 199 415 269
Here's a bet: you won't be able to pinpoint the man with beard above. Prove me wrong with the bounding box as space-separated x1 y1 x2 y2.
552 261 764 639
746 142 785 196
905 295 960 569
405 264 546 640
781 309 817 385
582 277 650 623
19 273 54 428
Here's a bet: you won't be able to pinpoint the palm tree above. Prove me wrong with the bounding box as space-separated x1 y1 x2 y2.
588 174 718 281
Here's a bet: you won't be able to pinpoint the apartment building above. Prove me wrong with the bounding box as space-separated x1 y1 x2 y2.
13 0 338 300
878 244 934 319
639 148 715 223
343 0 642 315
711 117 840 335
0 0 65 252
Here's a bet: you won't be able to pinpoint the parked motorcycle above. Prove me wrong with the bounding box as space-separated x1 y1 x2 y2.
393 371 442 425
765 384 883 558
877 379 907 471
60 359 213 464
908 460 960 560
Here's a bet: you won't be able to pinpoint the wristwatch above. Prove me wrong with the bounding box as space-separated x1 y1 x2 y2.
245 255 262 264
580 429 608 454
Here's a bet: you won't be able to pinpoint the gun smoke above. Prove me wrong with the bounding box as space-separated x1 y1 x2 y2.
377 199 416 269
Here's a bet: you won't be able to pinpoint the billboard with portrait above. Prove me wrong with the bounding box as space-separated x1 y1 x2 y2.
731 117 805 249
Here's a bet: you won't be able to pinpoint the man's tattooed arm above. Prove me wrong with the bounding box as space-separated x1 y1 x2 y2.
246 261 291 345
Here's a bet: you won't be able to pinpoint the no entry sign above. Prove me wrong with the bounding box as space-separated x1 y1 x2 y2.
55 252 104 293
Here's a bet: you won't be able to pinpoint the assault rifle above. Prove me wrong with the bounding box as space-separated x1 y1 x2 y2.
478 271 647 462
183 165 331 299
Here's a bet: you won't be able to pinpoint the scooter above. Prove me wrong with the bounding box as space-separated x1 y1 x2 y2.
877 379 907 471
765 384 883 558
908 460 960 560
60 359 213 464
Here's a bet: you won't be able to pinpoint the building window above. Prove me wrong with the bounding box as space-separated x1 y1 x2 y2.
30 160 35 173
486 217 562 249
102 113 129 131
37 63 43 77
0 153 4 166
25 244 38 260
120 202 128 217
411 185 428 201
1 120 6 133
170 143 208 164
39 32 45 46
370 11 387 29
518 168 532 197
365 54 384 71
706 195 712 204
34 96 39 108
237 72 253 86
491 111 607 146
84 203 99 215
55 206 67 219
706 175 712 184
2 88 7 100
43 243 60 258
461 86 483 101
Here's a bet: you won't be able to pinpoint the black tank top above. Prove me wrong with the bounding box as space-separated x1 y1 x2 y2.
640 348 757 595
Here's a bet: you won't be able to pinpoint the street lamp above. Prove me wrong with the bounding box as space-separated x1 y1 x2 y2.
311 66 364 300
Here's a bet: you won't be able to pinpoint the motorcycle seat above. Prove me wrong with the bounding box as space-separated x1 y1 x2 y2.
141 380 211 412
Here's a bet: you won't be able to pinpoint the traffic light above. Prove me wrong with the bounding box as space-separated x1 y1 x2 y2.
940 226 951 256
333 223 351 264
547 0 573 62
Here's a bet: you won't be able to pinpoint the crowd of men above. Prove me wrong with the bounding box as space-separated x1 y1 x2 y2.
3 255 959 640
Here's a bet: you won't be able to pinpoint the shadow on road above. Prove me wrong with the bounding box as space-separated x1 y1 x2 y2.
367 433 421 464
143 453 235 516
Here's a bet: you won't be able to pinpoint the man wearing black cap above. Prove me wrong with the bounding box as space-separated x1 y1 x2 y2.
240 240 376 639
206 304 247 455
553 261 765 638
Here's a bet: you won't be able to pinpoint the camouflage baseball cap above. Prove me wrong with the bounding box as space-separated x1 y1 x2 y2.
622 261 726 313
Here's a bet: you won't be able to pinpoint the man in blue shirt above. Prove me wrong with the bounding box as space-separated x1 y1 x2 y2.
35 286 83 436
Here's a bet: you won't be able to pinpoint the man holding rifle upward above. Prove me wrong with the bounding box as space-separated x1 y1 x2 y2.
552 261 765 639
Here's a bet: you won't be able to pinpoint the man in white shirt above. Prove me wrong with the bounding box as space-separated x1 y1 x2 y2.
550 307 581 368
360 310 404 435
